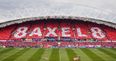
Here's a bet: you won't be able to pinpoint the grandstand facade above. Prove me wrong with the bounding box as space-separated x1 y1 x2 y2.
0 16 116 48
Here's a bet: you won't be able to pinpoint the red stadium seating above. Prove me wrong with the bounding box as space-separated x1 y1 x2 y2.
0 20 116 48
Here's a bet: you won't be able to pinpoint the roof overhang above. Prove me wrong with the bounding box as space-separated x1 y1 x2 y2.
0 16 116 29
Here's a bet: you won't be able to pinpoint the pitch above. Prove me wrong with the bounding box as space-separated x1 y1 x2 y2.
0 48 115 61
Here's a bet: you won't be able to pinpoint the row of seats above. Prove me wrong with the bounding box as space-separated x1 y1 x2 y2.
0 41 116 48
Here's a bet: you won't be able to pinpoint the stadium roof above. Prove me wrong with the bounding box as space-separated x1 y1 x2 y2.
0 0 116 28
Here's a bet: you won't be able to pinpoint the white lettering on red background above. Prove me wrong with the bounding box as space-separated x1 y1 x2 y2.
13 27 106 39
91 27 105 39
46 27 57 37
14 27 28 38
29 27 42 37
62 27 71 37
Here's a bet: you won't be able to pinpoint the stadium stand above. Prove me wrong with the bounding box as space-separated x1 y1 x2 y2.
0 20 116 48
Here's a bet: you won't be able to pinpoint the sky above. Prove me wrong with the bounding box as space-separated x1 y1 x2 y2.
0 0 116 23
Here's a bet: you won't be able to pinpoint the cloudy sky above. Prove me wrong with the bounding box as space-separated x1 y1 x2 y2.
0 0 116 23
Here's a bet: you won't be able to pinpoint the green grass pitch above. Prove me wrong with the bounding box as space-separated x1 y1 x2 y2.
0 48 115 61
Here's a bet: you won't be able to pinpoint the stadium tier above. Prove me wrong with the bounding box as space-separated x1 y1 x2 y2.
0 19 116 48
